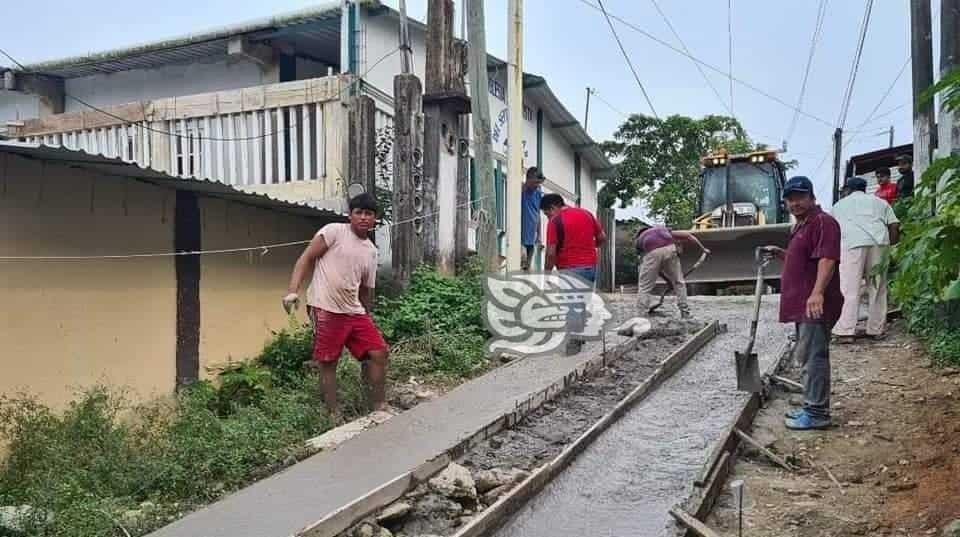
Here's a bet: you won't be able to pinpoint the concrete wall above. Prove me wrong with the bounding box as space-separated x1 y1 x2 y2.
0 153 177 408
63 57 274 113
0 91 41 124
360 11 428 95
0 151 339 408
198 199 322 374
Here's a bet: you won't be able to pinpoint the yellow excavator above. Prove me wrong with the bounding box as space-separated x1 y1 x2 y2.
677 149 793 294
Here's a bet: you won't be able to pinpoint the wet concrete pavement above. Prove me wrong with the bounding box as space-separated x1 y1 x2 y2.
491 295 790 537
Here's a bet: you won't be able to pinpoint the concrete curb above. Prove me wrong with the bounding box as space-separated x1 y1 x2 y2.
678 337 794 534
446 321 724 537
298 331 639 537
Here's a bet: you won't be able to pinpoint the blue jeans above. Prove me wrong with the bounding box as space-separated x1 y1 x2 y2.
564 266 596 285
562 266 596 340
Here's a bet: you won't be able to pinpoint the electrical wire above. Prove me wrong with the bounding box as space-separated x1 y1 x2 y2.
595 0 659 119
648 0 732 117
0 195 494 261
589 89 630 120
573 0 834 128
0 45 401 143
836 0 875 129
785 0 829 145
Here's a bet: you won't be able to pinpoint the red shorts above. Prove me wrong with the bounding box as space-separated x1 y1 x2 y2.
308 307 389 363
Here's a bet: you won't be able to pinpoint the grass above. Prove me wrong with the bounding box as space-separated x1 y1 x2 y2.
0 263 490 536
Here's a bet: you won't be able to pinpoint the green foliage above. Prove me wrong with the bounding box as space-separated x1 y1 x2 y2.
0 382 327 537
600 114 755 226
258 320 314 386
890 155 960 365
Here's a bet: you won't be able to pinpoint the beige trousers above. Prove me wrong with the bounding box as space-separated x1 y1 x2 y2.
637 244 689 316
833 245 888 336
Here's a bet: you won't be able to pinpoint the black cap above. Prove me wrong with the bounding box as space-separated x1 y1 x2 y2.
526 166 546 181
897 154 913 164
782 176 814 198
844 176 867 192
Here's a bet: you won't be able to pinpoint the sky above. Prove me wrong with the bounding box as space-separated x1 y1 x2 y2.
0 0 939 220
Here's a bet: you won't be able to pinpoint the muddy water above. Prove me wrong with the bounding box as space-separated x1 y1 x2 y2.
491 296 790 537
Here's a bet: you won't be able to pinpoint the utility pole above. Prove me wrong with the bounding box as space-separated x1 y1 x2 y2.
940 0 960 156
832 127 843 204
506 0 524 272
399 0 413 75
584 87 592 134
423 0 470 275
455 1 471 266
391 0 425 287
910 0 936 178
466 0 499 272
889 125 895 148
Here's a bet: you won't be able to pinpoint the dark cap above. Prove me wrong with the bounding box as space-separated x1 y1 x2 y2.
844 176 867 192
897 154 913 164
782 176 814 198
526 166 546 181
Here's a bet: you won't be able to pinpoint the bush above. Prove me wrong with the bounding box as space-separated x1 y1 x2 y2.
890 157 960 365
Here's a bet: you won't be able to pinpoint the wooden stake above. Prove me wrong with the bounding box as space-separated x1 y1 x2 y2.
734 428 796 471
669 508 723 537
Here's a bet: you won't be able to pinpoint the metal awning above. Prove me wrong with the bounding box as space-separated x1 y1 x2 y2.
0 142 346 220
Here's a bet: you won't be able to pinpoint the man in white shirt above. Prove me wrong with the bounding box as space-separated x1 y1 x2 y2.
830 177 900 342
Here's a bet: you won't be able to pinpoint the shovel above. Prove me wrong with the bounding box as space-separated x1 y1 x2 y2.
736 247 775 392
648 251 709 314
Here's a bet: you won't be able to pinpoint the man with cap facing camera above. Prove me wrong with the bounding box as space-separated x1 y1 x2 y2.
831 177 900 343
762 176 843 430
896 154 915 199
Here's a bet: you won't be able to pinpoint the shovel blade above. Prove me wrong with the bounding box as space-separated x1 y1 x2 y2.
735 351 762 392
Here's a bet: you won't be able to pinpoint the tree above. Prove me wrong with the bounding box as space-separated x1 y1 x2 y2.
600 114 751 227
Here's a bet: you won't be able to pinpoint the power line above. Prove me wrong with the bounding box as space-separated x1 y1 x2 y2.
0 45 401 143
595 0 659 119
648 0 732 117
785 0 829 145
573 0 834 128
836 0 875 129
589 89 630 120
727 0 734 118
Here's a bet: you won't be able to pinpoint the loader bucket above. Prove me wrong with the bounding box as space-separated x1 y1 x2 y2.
674 223 792 289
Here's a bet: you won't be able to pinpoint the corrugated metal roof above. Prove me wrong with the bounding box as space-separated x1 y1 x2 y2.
19 2 345 79
0 141 347 220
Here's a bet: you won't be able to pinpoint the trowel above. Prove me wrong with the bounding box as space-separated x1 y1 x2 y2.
736 248 775 392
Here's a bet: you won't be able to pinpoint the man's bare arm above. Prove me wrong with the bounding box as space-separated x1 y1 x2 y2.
544 244 558 271
359 285 374 313
805 258 838 319
888 223 900 245
287 235 328 294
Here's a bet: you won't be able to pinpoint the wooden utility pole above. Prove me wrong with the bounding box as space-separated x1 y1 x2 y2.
832 128 843 204
345 96 377 203
423 0 470 275
466 0 499 272
506 0 524 272
392 0 425 287
911 0 936 178
455 1 470 266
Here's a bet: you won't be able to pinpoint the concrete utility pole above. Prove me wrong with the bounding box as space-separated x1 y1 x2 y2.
391 0 425 287
584 87 592 134
466 0 499 272
455 0 471 266
940 0 960 157
506 0 524 272
832 127 843 204
423 0 470 275
910 0 936 178
889 125 895 148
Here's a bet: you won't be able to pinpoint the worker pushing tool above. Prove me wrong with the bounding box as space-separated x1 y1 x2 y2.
634 223 711 319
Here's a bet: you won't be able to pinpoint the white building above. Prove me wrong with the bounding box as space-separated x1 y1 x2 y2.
1 0 613 268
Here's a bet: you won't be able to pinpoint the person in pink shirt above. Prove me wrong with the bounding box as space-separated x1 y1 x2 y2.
283 193 389 419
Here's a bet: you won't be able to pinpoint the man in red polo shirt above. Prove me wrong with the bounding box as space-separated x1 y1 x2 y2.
541 193 606 355
763 176 843 431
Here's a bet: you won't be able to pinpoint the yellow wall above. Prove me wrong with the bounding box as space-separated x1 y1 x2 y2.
198 198 321 375
0 153 177 408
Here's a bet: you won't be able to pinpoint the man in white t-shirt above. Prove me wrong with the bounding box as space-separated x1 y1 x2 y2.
283 193 389 417
831 177 900 342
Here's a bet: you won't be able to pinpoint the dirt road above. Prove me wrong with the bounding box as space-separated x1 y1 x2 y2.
708 322 960 536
